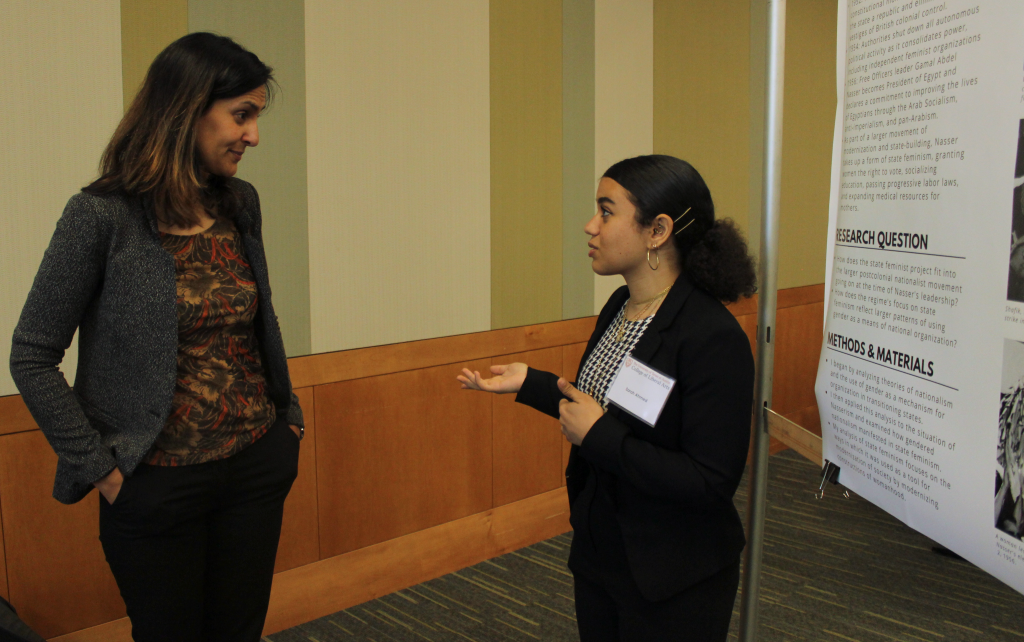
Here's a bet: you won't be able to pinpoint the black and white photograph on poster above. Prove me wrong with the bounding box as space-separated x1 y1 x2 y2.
1007 121 1024 302
997 338 1024 539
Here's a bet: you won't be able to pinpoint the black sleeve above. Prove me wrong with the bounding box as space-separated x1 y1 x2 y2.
577 324 754 506
514 367 565 419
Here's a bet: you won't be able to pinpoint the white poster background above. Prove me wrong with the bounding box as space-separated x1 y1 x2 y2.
816 0 1024 594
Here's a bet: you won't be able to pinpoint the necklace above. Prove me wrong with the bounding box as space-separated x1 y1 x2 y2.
614 285 672 342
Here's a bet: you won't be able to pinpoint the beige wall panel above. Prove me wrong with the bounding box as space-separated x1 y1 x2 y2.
653 0 751 234
0 2 122 397
778 0 836 289
121 0 188 108
490 0 563 330
306 1 491 354
593 0 653 312
0 432 124 638
189 0 312 356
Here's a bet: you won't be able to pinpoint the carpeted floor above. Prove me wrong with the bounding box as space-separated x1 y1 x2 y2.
267 450 1024 641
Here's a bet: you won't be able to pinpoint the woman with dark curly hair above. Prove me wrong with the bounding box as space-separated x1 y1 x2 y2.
459 154 756 641
10 33 303 641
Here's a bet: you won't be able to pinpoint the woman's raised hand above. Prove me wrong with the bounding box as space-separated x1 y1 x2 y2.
457 362 528 394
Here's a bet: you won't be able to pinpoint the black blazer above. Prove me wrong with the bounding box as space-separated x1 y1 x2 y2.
516 275 754 601
10 180 303 504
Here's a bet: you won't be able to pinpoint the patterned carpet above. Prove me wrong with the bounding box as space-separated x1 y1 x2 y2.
267 451 1024 641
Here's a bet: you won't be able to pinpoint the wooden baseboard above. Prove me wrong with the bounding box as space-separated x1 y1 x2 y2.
48 617 130 642
264 487 571 634
48 488 571 641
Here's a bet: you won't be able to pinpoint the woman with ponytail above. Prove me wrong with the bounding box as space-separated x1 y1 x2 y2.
459 155 756 640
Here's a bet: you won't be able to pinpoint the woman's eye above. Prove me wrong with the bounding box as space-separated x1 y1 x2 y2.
234 112 246 123
601 209 611 217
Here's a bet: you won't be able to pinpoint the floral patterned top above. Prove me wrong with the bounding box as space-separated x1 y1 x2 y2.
146 217 276 466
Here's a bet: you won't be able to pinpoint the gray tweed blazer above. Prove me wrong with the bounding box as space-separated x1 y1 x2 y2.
10 179 304 504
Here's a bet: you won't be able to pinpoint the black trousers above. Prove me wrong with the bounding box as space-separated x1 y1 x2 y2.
99 416 299 642
568 473 739 642
572 561 740 642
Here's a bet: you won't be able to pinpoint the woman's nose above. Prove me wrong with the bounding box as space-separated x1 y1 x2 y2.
244 122 260 147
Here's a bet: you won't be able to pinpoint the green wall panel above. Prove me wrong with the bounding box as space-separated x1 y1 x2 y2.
561 0 595 320
490 0 564 330
189 0 312 356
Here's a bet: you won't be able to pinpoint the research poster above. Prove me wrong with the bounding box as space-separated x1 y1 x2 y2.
815 0 1024 594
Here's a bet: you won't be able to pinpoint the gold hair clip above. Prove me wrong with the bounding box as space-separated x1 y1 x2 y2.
674 207 693 235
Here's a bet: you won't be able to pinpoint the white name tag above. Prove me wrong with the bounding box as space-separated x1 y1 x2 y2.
606 355 676 427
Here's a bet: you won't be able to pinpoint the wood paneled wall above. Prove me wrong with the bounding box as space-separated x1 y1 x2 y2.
0 433 125 636
492 348 565 506
0 511 6 602
0 285 823 639
770 285 826 435
315 359 495 557
274 386 319 573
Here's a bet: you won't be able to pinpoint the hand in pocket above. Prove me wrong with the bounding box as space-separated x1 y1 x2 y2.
95 467 125 504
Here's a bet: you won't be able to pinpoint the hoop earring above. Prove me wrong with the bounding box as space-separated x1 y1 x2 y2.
647 246 660 271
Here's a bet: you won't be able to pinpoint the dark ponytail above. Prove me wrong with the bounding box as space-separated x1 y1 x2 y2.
603 154 756 302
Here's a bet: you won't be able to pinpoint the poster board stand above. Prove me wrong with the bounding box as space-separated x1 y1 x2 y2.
737 0 788 638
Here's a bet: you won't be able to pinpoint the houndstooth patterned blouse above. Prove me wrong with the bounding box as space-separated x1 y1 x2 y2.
576 302 655 409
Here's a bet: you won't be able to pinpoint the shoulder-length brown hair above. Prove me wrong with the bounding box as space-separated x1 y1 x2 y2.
85 32 274 227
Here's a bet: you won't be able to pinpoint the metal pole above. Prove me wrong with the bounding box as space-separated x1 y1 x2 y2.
738 0 786 640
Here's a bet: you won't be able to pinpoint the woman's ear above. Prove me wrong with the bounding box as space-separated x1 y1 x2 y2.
651 213 674 247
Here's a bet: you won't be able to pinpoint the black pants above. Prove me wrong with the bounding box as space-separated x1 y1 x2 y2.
572 560 739 642
99 417 299 642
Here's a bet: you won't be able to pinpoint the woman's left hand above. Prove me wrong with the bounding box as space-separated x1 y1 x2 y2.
556 378 605 446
